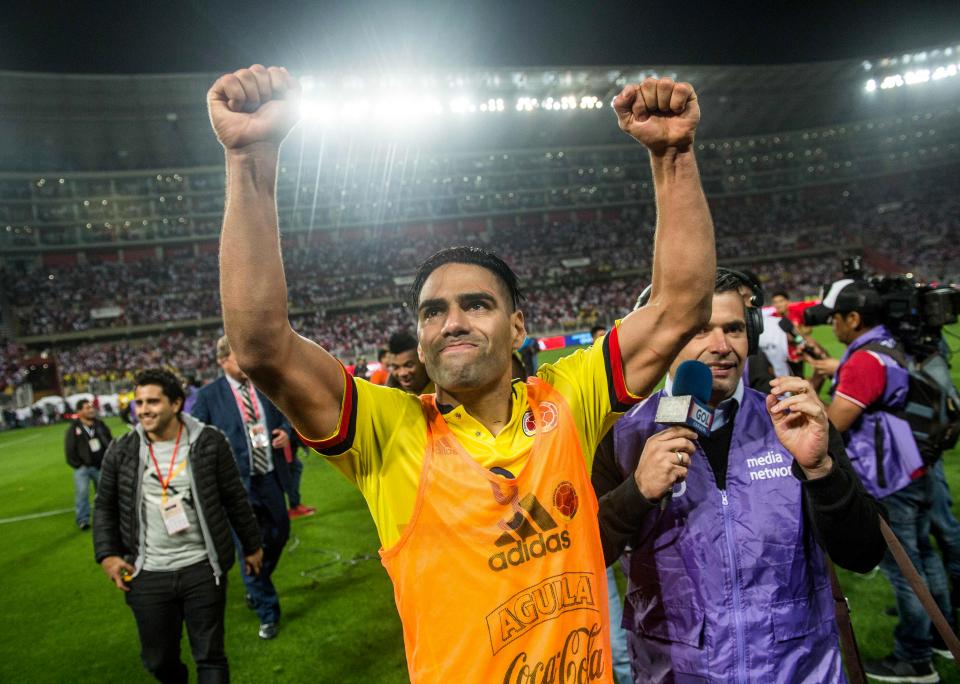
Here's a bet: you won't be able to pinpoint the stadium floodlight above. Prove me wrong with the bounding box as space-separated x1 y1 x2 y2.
340 99 370 119
880 75 902 89
300 91 453 127
295 82 611 124
449 96 476 114
381 93 443 125
515 97 538 112
869 60 959 92
479 98 505 113
299 97 337 124
933 64 958 80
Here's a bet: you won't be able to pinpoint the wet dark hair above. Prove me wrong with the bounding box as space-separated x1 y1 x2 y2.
388 331 418 355
409 246 524 311
714 269 747 295
637 267 762 310
771 290 790 300
590 325 606 337
377 348 388 362
76 398 92 410
134 368 186 412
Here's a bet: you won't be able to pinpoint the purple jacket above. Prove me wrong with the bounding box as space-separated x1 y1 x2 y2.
831 326 923 499
614 387 843 683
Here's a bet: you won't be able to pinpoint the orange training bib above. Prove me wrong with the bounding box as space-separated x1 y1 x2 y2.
380 378 613 683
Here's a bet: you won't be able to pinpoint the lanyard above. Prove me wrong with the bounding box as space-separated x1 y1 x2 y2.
231 382 262 424
148 423 184 502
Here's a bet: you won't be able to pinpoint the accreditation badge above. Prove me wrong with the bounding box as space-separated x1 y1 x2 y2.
248 424 270 449
88 437 102 452
161 496 190 536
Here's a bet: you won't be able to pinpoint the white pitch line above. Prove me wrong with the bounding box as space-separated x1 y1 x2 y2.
0 434 41 449
0 508 73 525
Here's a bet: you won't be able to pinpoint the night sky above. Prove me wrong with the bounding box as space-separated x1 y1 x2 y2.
5 0 960 74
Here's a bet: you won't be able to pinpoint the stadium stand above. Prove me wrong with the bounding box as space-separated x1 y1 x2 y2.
1 53 958 396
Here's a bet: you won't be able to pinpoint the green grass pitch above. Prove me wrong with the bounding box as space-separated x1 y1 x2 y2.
1 325 959 681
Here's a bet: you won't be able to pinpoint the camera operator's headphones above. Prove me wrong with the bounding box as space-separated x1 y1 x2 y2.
634 267 765 356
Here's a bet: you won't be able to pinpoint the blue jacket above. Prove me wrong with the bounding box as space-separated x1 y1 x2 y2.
189 376 292 494
831 325 923 499
613 387 842 683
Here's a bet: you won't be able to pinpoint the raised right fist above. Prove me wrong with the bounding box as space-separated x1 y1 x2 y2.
614 78 700 154
207 65 301 150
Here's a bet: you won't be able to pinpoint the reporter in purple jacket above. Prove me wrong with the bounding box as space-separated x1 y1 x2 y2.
593 270 885 683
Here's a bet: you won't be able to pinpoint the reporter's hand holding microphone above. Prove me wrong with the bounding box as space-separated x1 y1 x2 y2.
633 426 698 502
634 360 715 504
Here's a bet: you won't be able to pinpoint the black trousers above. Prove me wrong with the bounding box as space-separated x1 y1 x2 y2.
125 560 228 684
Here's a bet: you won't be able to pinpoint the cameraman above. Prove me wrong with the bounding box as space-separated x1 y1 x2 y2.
812 278 954 680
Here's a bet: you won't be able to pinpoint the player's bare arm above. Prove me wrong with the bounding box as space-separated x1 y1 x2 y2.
613 78 716 397
209 65 345 439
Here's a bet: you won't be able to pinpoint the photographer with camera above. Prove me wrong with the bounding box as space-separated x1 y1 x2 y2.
809 278 955 680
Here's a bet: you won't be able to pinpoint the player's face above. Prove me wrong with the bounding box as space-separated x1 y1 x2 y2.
772 295 789 317
134 384 182 438
392 349 430 393
416 263 526 393
669 291 749 405
218 351 248 382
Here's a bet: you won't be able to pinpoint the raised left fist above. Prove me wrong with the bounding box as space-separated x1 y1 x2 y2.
613 78 699 154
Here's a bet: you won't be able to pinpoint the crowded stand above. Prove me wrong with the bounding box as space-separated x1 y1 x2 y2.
2 104 959 250
2 168 957 392
5 252 848 396
0 338 28 393
2 67 959 398
4 163 958 344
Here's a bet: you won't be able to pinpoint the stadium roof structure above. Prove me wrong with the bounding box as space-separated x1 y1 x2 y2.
1 42 958 172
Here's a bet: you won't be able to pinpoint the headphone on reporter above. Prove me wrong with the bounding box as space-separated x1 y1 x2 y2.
634 267 765 356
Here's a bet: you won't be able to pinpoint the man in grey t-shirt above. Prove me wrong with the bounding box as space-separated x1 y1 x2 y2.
95 369 262 683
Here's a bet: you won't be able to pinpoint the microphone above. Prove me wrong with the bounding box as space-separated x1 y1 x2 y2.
778 317 824 360
778 317 798 336
655 360 714 437
654 360 715 510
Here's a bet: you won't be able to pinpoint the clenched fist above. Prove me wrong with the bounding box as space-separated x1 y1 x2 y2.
207 65 301 151
613 78 700 153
